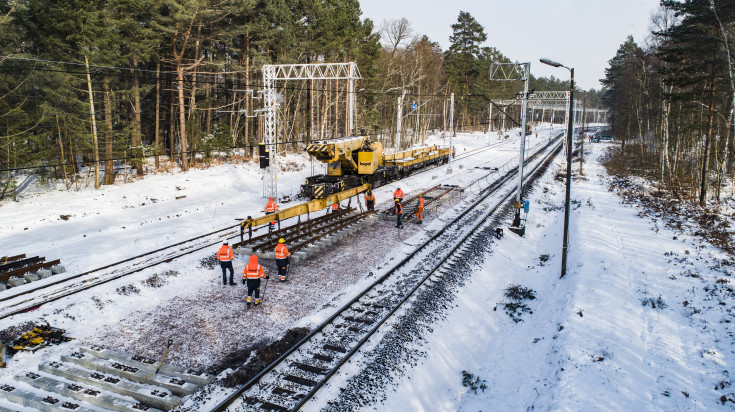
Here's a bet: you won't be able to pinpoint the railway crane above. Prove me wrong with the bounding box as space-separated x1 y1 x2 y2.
301 136 453 199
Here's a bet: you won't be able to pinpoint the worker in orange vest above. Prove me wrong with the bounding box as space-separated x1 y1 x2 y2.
275 238 291 281
393 187 404 204
216 241 235 285
331 202 340 214
365 190 375 211
415 194 425 224
265 196 278 233
395 200 403 229
243 255 268 307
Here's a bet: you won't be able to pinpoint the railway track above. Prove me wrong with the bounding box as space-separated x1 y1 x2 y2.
211 133 563 412
0 224 245 320
0 133 540 322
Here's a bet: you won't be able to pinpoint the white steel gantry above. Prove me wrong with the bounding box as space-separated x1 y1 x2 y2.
260 62 361 199
494 90 572 153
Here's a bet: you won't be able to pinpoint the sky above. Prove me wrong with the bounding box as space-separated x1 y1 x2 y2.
360 0 662 91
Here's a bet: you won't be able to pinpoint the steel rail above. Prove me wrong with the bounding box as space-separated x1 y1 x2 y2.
210 133 563 412
293 138 562 411
0 141 502 316
0 230 245 320
0 224 242 305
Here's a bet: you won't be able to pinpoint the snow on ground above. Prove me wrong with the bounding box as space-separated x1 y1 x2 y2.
375 141 735 411
0 127 556 390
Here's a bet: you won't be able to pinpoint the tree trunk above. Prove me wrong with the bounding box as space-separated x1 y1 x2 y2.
102 77 115 185
205 49 212 136
56 114 69 189
84 54 101 189
699 66 718 206
155 61 161 168
169 74 176 161
130 54 144 176
178 67 190 171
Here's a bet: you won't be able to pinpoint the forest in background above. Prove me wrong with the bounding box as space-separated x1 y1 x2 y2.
601 0 735 206
0 0 594 196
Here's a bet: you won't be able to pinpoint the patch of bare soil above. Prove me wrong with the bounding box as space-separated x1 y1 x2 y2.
84 203 428 375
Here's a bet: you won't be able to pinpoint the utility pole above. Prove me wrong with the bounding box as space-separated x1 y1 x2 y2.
448 92 454 173
512 71 530 227
395 94 403 153
580 96 586 176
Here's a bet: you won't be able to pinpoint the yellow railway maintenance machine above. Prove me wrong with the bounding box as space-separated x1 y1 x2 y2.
301 136 452 199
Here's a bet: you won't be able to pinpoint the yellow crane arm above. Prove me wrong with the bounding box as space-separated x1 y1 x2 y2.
242 184 370 229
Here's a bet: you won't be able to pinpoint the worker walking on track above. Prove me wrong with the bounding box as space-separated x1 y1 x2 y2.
275 238 291 281
265 196 278 233
395 200 403 229
415 194 425 224
393 187 404 204
243 255 268 307
216 241 235 285
365 190 375 211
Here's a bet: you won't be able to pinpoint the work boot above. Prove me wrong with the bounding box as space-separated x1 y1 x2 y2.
254 299 261 305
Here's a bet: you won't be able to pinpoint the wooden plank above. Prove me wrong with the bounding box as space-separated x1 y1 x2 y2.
0 257 44 274
0 259 60 283
0 254 26 264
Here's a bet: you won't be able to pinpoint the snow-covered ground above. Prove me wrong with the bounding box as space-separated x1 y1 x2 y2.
373 141 735 411
7 124 729 411
0 128 552 395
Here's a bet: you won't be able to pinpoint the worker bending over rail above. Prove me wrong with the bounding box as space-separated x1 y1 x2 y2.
275 238 291 281
393 187 404 204
365 190 375 211
216 241 235 285
243 255 268 307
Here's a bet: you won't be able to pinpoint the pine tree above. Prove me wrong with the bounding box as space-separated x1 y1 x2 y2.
658 0 733 205
444 11 487 130
601 36 645 151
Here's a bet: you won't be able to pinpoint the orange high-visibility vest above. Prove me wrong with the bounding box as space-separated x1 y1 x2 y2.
275 243 291 259
393 189 404 200
244 263 265 279
395 202 403 215
265 200 278 213
365 193 375 202
417 198 425 208
217 245 234 262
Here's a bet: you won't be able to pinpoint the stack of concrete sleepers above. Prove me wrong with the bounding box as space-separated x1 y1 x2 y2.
0 346 214 411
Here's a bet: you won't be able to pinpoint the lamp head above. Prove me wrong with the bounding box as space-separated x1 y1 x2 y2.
540 58 563 68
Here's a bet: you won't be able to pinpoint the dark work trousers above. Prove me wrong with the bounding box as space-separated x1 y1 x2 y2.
266 211 275 233
276 257 290 280
220 261 234 285
396 212 403 228
366 200 374 210
246 278 261 299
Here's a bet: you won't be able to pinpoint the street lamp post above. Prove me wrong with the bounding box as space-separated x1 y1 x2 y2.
540 58 574 279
